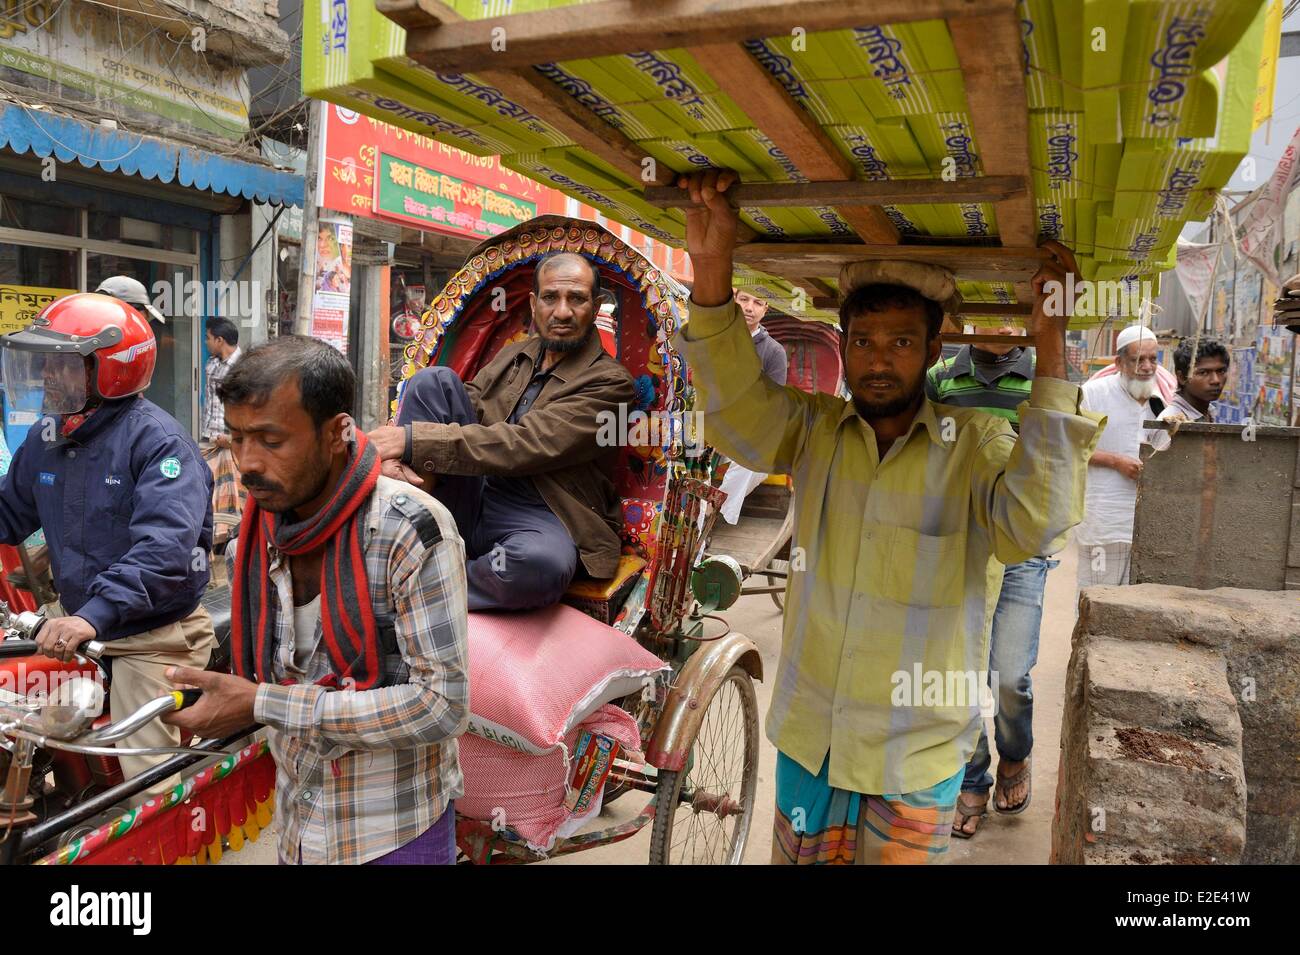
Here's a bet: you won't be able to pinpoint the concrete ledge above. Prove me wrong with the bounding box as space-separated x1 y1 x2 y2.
1054 585 1299 864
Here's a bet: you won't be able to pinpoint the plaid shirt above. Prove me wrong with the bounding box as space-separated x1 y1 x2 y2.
235 476 470 864
202 347 240 441
678 300 1102 795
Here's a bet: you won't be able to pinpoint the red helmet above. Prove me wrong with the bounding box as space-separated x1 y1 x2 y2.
0 293 156 416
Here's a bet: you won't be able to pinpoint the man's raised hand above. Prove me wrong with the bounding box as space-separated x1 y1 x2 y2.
678 169 740 307
1030 239 1081 334
1027 239 1080 380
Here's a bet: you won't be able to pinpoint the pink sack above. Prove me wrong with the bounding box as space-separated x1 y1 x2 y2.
458 703 642 853
462 604 668 756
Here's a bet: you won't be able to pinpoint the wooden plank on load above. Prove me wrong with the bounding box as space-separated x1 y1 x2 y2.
685 41 898 244
403 0 1012 73
376 0 460 30
644 176 1027 208
734 242 1052 282
957 302 1033 316
948 7 1038 249
376 0 679 188
481 69 679 187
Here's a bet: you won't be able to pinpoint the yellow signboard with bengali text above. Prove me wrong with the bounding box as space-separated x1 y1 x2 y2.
0 286 77 336
1253 0 1283 131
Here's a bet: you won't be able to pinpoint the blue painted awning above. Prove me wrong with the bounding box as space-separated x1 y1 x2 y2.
0 103 304 207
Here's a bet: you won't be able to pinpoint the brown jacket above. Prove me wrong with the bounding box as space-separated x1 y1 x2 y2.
408 330 635 579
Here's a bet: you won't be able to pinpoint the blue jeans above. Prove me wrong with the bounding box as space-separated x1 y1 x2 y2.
961 556 1058 795
398 366 579 611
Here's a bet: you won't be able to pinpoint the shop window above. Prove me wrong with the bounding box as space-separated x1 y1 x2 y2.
0 195 79 236
86 254 196 432
88 212 196 253
0 242 77 289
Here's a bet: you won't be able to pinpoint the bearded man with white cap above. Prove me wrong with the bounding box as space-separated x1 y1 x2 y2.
675 169 1103 865
1076 324 1165 592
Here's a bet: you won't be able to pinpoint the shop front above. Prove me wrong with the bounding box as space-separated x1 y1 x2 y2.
0 105 302 446
0 0 301 444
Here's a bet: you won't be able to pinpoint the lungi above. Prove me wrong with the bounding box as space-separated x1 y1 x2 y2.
772 752 962 865
202 444 246 549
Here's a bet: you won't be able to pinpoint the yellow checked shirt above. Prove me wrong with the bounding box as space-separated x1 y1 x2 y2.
678 300 1104 795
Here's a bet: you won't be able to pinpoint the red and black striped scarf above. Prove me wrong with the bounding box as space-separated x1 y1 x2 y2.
231 434 383 689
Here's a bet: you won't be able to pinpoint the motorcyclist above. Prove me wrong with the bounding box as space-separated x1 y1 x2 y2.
0 292 215 795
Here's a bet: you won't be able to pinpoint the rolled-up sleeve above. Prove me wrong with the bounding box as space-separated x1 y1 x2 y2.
970 376 1106 564
675 299 816 476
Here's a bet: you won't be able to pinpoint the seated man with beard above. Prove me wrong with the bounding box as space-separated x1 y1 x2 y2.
1076 324 1166 592
368 252 635 611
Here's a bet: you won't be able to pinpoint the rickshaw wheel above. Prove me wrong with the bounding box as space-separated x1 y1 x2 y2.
647 664 759 865
767 574 784 611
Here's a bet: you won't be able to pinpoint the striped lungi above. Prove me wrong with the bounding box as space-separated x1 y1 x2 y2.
772 752 963 865
203 444 246 548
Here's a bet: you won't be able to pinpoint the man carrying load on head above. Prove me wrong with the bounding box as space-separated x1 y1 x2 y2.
674 169 1104 865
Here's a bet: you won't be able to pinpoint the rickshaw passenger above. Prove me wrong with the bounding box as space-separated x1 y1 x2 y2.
675 169 1103 865
369 251 636 611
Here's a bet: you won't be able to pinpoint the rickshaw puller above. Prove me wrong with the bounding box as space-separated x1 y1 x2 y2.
675 169 1103 865
165 337 470 865
369 251 635 611
0 292 215 795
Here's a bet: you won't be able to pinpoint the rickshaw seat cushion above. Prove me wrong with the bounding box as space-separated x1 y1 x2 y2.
563 554 645 601
465 603 667 753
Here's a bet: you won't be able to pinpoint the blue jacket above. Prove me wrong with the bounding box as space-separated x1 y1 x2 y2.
0 396 213 640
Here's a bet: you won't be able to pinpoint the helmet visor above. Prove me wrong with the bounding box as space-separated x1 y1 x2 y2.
1 347 88 416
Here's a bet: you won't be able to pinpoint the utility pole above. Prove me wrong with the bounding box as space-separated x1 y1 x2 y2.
295 99 323 336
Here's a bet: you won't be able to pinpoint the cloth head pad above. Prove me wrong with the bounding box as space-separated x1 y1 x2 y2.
838 260 962 315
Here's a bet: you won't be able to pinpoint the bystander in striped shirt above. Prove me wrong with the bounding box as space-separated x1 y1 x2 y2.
925 345 1035 428
202 347 241 442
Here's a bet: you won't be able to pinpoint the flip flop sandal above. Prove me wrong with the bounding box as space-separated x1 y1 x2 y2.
951 795 989 839
994 758 1032 815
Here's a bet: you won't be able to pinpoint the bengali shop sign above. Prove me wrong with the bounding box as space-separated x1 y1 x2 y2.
0 285 76 336
373 152 536 239
320 103 559 239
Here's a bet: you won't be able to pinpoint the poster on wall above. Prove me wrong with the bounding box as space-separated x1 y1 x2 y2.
1293 341 1300 427
319 103 564 238
1232 269 1261 341
1217 345 1256 424
311 219 352 354
1211 265 1234 337
1254 327 1292 426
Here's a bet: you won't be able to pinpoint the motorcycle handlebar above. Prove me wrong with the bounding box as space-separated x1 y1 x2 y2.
0 638 106 662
